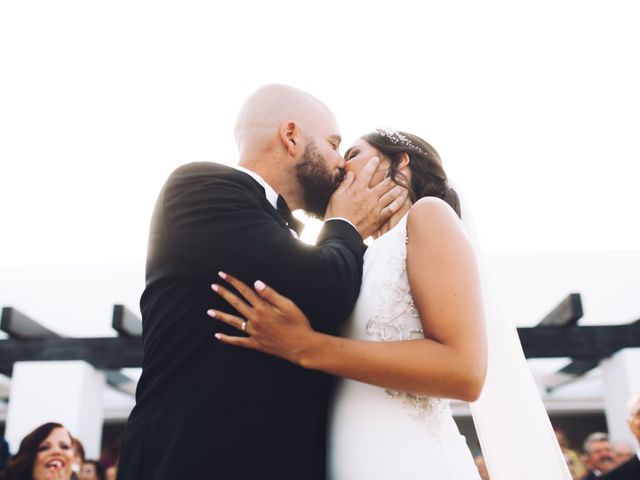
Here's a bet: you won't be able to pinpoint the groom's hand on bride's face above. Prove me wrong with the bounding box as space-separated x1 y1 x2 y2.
325 156 407 239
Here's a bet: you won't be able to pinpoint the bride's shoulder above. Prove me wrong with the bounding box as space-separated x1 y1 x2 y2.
407 197 460 229
406 197 470 254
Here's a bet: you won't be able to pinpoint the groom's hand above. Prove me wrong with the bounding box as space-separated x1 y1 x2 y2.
325 157 407 239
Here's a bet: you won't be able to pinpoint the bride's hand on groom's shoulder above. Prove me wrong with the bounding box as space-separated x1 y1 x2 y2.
208 272 318 365
325 156 407 239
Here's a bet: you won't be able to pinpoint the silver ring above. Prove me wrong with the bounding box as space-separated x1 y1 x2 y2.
241 321 248 332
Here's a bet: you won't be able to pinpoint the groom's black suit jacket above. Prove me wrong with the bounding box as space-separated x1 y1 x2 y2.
117 162 366 480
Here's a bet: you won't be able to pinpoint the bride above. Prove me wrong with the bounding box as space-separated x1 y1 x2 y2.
210 128 570 479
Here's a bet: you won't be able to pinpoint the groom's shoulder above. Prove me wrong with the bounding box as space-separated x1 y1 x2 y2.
167 162 258 190
169 161 238 181
162 162 265 208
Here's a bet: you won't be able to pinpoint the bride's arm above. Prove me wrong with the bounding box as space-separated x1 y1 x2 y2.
406 197 487 400
211 198 487 402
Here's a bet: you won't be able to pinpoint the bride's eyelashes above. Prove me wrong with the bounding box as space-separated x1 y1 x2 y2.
345 149 359 160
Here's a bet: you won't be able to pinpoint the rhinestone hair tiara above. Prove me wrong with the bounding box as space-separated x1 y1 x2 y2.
374 127 427 156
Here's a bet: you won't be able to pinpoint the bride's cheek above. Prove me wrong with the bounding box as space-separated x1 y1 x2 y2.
345 157 366 176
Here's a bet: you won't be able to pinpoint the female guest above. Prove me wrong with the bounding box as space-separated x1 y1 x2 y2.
1 422 74 480
78 460 105 480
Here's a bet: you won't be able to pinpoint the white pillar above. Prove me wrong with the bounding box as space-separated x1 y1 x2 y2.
4 361 105 458
602 348 640 446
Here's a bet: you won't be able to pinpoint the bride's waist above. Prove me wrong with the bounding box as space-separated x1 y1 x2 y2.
330 379 458 441
331 378 450 413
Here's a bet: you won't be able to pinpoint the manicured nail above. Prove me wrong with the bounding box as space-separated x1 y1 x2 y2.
218 271 227 279
214 333 222 340
207 309 216 317
254 280 266 291
211 284 219 292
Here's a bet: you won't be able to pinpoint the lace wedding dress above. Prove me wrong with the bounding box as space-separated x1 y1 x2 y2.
328 214 480 479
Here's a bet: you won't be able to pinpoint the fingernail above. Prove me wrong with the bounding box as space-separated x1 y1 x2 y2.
372 157 380 164
211 284 219 292
218 271 227 279
254 280 266 291
214 333 222 340
207 309 216 317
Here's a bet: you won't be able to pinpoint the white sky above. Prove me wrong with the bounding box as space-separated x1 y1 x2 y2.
1 0 639 267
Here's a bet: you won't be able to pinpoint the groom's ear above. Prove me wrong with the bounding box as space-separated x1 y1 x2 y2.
279 122 301 157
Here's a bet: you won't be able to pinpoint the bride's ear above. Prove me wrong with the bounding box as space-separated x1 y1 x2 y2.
398 152 410 170
279 122 301 157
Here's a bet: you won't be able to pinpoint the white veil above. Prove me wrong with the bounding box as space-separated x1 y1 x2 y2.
460 189 572 479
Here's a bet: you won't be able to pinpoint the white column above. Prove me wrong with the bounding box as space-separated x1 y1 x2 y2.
4 361 105 458
602 348 640 445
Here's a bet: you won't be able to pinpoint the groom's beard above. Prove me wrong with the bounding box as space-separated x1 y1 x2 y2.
296 140 345 219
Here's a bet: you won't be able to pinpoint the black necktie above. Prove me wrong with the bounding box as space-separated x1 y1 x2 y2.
276 195 304 236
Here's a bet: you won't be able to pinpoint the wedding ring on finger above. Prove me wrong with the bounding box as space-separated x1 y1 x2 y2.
241 320 248 333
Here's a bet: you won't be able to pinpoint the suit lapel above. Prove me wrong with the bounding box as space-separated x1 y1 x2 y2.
225 165 290 232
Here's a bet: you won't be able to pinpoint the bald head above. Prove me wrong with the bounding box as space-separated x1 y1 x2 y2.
233 85 344 213
234 84 337 154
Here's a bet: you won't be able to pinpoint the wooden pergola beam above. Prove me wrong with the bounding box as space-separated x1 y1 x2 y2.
0 323 639 376
1 307 59 339
1 306 141 395
537 293 583 327
517 323 640 358
0 337 143 375
536 293 594 391
112 304 142 337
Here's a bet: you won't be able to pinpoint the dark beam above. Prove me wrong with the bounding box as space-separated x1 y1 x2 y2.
555 359 601 375
0 337 142 376
105 370 138 396
1 307 59 339
538 293 583 327
544 318 640 392
2 306 140 392
537 293 586 391
1 323 639 379
543 359 601 392
112 305 142 337
518 323 640 358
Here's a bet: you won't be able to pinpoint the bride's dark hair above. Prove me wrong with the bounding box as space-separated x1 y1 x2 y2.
361 129 461 218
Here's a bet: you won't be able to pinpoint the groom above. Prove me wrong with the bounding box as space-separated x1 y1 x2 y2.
117 85 404 480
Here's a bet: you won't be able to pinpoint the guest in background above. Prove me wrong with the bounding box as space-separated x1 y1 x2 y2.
98 440 119 473
0 422 74 480
601 393 640 479
78 460 105 480
104 466 116 480
555 429 587 479
70 438 85 479
1 438 9 471
610 441 635 467
582 432 616 479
